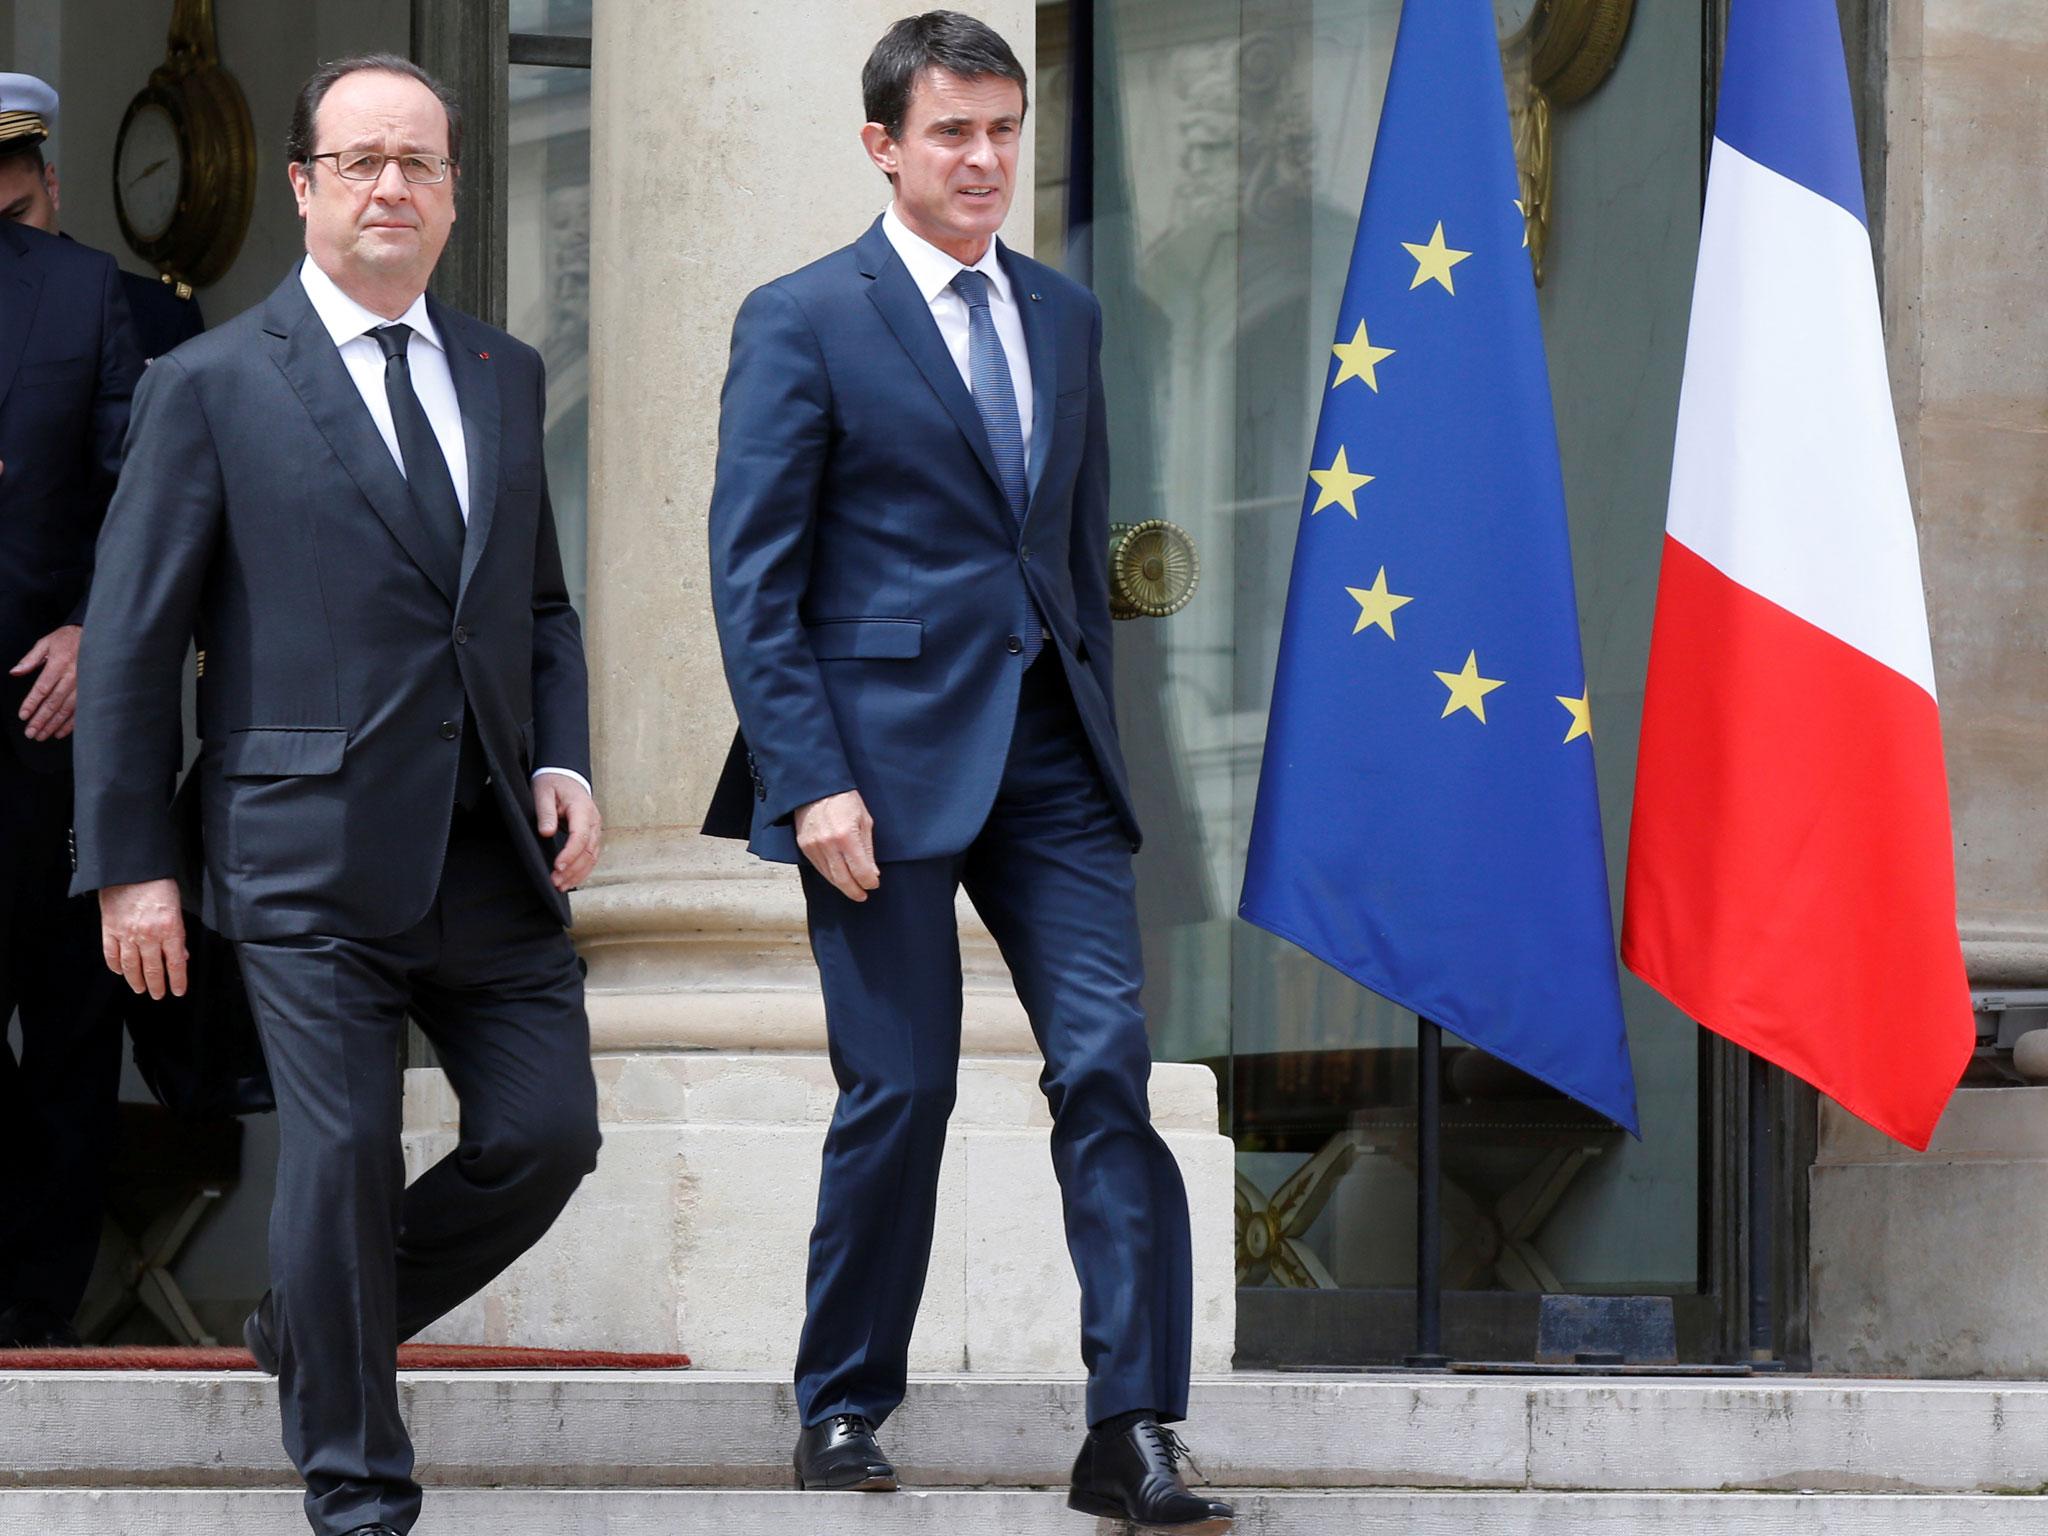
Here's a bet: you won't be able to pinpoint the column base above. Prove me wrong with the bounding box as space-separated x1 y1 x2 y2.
401 1051 1236 1375
1812 1087 2048 1376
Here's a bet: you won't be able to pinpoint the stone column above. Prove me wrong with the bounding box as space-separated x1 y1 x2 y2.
404 0 1235 1375
1810 0 2048 1373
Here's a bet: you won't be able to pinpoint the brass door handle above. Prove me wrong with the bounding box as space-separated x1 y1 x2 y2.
1108 520 1200 620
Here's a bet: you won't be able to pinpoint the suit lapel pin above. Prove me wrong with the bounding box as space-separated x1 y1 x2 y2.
1029 292 1042 302
478 350 490 360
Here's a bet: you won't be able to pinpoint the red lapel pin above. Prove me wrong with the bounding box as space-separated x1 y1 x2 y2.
478 350 490 360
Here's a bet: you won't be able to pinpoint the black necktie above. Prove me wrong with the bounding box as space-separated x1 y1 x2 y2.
372 323 465 592
373 323 487 807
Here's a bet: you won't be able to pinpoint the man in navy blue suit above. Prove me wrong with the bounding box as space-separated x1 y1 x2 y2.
0 85 141 1347
707 13 1230 1531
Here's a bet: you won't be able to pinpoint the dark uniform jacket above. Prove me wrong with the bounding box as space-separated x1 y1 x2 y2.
0 221 139 766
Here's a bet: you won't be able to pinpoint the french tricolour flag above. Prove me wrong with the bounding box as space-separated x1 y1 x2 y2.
1621 0 1973 1150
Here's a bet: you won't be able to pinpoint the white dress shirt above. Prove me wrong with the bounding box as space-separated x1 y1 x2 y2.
299 257 590 798
881 205 1034 468
299 255 470 519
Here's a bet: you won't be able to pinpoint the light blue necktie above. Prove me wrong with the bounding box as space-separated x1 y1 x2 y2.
950 267 1042 661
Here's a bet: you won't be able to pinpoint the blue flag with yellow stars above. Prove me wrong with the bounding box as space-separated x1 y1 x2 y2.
1238 0 1638 1133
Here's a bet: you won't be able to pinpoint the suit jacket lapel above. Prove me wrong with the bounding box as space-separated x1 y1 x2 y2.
435 299 500 605
265 272 458 605
1001 241 1057 513
0 226 44 415
856 220 1010 508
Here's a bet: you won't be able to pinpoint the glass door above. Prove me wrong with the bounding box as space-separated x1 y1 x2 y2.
1037 0 1717 1363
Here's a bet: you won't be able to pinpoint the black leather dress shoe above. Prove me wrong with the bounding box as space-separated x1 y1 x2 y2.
341 1526 403 1535
0 1303 81 1348
1069 1417 1234 1532
242 1291 278 1375
793 1413 897 1491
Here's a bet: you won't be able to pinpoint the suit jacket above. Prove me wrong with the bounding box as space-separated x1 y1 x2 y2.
706 216 1138 864
70 264 590 942
0 222 141 771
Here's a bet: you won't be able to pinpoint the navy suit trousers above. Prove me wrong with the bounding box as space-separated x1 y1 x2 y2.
794 657 1193 1429
235 807 601 1536
0 752 125 1323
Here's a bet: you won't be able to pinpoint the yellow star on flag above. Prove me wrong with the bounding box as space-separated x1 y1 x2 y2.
1402 221 1473 293
1435 651 1505 722
1557 690 1594 743
1330 319 1396 392
1346 567 1413 639
1308 445 1374 517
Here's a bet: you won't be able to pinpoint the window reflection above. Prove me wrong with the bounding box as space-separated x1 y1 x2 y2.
507 61 591 614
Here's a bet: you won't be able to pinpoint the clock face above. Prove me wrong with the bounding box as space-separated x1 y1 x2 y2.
117 102 183 243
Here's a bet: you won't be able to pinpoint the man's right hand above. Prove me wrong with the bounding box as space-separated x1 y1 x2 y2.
794 789 881 902
99 878 189 999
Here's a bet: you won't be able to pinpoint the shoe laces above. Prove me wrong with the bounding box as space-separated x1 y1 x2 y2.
1141 1421 1208 1485
828 1413 874 1437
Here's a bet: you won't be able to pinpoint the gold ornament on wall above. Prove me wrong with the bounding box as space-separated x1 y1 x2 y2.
1497 0 1636 285
113 0 255 289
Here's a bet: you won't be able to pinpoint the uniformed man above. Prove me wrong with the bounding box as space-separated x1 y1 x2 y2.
0 73 143 1347
0 74 205 360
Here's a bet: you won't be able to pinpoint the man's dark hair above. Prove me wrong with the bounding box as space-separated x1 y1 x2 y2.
287 53 462 171
862 11 1028 142
0 139 45 176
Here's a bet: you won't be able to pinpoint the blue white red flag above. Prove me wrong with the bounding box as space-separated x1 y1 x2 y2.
1622 0 1972 1150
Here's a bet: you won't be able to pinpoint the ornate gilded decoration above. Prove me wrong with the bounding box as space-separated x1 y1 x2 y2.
1499 0 1635 284
1235 1130 1367 1288
1108 519 1200 620
113 0 255 288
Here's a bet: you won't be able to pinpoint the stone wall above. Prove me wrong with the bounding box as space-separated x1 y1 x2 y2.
1884 0 2048 988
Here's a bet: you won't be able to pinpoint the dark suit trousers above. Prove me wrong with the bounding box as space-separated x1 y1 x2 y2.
0 751 126 1320
235 806 600 1536
793 657 1194 1430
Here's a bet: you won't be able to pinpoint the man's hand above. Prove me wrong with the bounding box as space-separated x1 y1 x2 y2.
795 789 880 902
11 624 83 742
100 878 188 1000
535 771 603 891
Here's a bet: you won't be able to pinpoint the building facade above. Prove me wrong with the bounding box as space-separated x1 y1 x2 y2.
13 0 2046 1374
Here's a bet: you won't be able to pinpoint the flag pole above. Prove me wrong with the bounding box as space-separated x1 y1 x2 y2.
1407 1016 1451 1368
1747 1051 1783 1370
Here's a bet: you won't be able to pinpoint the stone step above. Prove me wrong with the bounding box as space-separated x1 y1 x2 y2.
10 1369 2048 1496
14 1487 2048 1536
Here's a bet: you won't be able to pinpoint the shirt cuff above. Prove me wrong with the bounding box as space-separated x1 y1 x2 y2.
532 766 593 797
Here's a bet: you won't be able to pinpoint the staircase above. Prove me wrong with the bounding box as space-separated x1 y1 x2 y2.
7 1369 2048 1532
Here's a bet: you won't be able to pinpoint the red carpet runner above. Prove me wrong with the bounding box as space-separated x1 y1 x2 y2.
0 1345 690 1370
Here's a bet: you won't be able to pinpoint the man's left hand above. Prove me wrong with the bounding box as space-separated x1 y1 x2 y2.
535 771 603 891
11 624 83 742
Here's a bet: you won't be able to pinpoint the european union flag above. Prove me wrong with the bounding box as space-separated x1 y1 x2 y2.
1238 0 1638 1133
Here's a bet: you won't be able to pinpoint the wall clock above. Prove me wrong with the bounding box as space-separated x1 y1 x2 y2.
113 0 255 288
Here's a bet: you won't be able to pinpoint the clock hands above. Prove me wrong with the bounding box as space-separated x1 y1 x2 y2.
125 156 172 191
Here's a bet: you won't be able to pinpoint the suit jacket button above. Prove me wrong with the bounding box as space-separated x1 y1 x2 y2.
1020 546 1032 562
439 720 458 740
1006 635 1023 654
755 784 766 800
454 625 469 644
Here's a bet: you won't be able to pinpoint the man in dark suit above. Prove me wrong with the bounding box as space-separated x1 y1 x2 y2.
0 74 205 361
71 56 602 1536
707 14 1229 1532
0 93 142 1349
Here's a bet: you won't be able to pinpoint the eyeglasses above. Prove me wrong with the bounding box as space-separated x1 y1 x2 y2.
305 151 453 184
